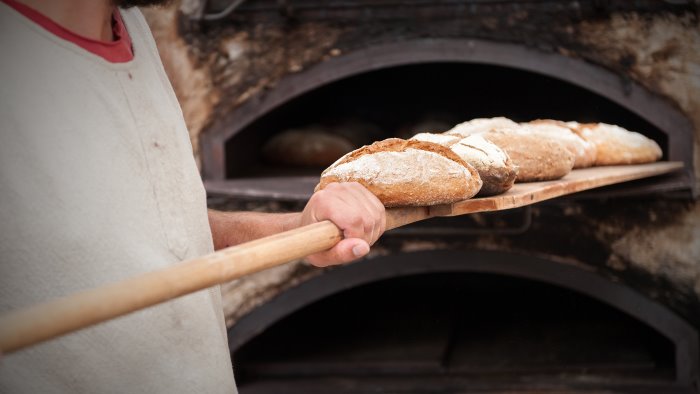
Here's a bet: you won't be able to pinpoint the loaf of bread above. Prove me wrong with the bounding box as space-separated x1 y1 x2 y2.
481 127 575 182
526 120 597 168
568 122 662 165
412 133 517 196
445 117 520 138
410 132 461 146
262 127 355 167
316 138 483 207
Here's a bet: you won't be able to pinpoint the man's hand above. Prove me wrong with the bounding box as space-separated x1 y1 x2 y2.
301 182 386 267
208 182 385 266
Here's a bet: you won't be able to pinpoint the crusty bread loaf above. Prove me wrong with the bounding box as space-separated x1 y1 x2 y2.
451 135 518 196
481 128 575 182
410 132 461 146
526 120 597 168
262 127 354 167
568 122 662 165
445 117 520 138
412 133 517 196
316 138 483 207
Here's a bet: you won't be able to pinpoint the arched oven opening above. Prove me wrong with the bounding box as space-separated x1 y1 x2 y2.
228 251 698 393
226 62 667 178
201 40 695 199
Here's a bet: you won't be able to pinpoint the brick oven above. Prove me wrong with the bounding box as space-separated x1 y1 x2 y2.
144 1 700 392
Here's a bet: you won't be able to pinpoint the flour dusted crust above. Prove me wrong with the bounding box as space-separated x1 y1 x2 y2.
445 117 520 138
526 120 597 168
482 128 575 182
569 122 662 165
410 133 517 196
450 135 518 196
317 138 483 207
410 132 461 146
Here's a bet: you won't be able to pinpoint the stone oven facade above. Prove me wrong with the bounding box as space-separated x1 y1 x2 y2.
143 1 699 392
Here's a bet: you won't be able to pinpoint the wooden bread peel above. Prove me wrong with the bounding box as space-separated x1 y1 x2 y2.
0 162 683 354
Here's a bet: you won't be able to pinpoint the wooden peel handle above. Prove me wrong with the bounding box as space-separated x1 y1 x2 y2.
0 207 430 354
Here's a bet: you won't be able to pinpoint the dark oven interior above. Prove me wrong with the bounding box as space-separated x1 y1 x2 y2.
226 251 698 394
234 273 676 392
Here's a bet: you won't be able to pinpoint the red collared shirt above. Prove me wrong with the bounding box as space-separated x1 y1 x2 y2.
2 0 134 63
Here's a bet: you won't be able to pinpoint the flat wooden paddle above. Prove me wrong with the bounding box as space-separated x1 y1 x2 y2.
0 162 682 354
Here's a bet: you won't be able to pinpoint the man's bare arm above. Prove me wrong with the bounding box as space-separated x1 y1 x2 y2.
208 210 300 250
207 182 386 267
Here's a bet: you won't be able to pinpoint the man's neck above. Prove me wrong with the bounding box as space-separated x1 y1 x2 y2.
14 0 115 41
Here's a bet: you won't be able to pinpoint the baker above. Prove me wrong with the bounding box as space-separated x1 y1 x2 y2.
0 0 385 392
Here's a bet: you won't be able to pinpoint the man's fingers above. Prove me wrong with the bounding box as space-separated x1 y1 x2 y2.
300 181 386 267
352 182 386 243
344 184 383 244
338 212 365 240
306 239 370 268
326 183 385 245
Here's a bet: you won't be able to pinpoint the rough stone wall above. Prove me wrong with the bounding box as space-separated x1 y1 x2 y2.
142 2 700 327
569 13 700 322
576 13 700 191
141 4 218 166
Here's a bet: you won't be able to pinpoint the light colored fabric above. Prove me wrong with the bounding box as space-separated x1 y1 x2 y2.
0 5 237 393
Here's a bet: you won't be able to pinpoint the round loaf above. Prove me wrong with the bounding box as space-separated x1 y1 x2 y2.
445 117 520 138
262 127 354 167
412 133 517 196
410 132 461 146
482 128 575 182
526 120 597 168
569 122 662 165
316 138 483 207
451 135 518 196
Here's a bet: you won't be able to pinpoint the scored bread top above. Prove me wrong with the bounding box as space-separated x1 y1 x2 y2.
445 117 519 138
524 120 597 168
410 133 516 196
451 134 517 196
322 138 471 176
451 134 510 169
481 127 575 182
318 138 483 206
571 122 662 165
410 132 461 146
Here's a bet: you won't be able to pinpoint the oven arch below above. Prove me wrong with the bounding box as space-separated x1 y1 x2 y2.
227 249 699 387
201 38 695 194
